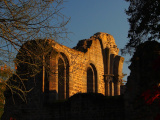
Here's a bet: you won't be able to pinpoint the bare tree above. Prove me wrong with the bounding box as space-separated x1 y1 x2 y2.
0 0 69 104
0 0 69 67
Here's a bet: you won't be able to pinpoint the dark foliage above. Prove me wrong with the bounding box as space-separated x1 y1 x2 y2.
122 0 160 54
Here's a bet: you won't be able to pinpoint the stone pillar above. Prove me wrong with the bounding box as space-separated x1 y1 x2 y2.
105 78 110 96
48 56 58 101
114 82 120 95
64 68 66 99
116 80 121 95
114 76 122 95
106 48 110 74
110 54 116 74
113 56 124 96
42 55 45 93
104 74 114 96
104 48 112 96
110 81 114 96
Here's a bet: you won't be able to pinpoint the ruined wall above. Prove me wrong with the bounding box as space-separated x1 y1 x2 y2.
2 32 125 120
50 37 105 96
47 32 124 100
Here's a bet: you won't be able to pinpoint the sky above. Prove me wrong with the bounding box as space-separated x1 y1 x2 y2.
60 0 131 83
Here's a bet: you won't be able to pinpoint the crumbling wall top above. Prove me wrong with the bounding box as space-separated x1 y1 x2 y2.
73 32 119 54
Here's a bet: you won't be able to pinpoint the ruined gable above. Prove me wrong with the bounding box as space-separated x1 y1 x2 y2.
2 32 125 120
9 32 124 101
39 32 125 100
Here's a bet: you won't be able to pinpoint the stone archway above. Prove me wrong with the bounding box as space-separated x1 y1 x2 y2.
60 52 69 99
58 58 65 100
57 52 70 100
87 64 98 93
87 67 94 93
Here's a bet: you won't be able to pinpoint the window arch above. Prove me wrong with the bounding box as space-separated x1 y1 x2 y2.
60 52 69 99
87 63 98 93
87 67 94 93
57 52 69 100
58 58 65 100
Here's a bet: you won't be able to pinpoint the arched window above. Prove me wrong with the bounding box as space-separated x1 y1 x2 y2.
87 64 98 93
58 58 65 100
87 67 94 93
60 53 69 99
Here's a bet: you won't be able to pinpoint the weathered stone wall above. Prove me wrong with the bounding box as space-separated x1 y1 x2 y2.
3 39 160 120
2 32 125 120
52 37 106 95
46 32 124 100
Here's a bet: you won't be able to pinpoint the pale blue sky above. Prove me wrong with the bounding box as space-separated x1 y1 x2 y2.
60 0 131 83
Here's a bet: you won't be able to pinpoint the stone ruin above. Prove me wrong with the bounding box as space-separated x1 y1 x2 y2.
2 33 160 120
15 32 124 100
2 32 124 120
